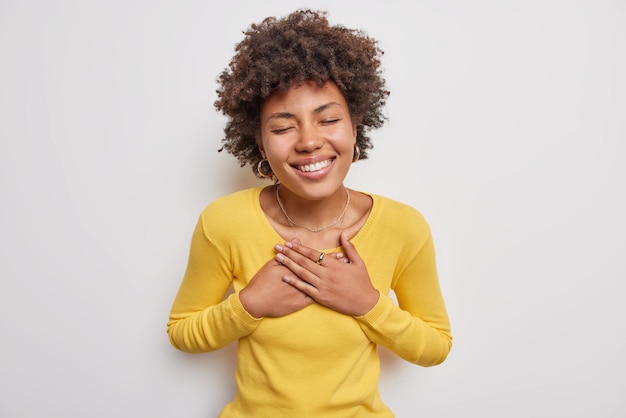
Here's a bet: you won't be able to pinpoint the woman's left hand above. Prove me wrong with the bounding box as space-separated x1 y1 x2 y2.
274 232 380 316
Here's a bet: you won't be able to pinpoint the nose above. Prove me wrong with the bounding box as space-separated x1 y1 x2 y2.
295 123 323 153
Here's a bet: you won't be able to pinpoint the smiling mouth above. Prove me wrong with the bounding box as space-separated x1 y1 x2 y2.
295 159 334 173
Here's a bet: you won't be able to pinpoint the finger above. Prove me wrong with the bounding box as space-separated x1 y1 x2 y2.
285 240 321 262
282 274 320 298
334 252 351 263
340 232 361 265
278 242 322 266
275 252 320 286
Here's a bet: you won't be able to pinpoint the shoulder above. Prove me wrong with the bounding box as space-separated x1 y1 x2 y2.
372 194 429 227
201 187 260 216
368 194 432 242
198 187 263 236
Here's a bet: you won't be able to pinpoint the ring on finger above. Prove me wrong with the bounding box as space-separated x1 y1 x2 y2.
316 252 325 265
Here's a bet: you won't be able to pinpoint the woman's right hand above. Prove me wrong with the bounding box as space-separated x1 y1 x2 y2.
238 258 314 318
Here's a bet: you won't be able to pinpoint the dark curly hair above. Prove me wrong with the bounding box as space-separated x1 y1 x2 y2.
214 9 389 178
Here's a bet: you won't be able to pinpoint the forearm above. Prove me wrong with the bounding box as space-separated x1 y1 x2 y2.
167 292 261 353
356 295 452 366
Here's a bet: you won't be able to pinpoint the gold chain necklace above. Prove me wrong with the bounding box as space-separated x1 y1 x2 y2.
275 185 350 233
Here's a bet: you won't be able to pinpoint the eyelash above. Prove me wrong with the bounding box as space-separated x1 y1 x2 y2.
271 127 292 134
270 119 340 134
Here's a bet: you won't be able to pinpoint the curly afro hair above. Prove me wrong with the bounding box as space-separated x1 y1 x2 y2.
214 9 389 178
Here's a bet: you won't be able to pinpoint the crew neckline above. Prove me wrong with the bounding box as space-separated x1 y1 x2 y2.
251 186 379 252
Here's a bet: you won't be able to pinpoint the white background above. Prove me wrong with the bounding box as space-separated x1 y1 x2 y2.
1 1 625 417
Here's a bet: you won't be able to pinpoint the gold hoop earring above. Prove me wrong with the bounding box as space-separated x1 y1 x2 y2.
257 158 273 178
352 145 360 163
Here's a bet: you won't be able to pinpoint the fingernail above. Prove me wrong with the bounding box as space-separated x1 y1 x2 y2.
275 254 284 262
275 244 283 252
285 241 293 248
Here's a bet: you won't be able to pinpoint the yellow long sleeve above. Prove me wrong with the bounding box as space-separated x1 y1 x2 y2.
167 187 451 417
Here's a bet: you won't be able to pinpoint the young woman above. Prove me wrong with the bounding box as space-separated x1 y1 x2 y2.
167 9 452 417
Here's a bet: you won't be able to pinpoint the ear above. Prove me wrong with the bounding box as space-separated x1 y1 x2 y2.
256 135 266 158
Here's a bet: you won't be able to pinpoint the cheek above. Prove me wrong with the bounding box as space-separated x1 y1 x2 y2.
262 139 290 161
329 129 357 152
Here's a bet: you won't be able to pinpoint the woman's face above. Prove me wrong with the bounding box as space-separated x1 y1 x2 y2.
258 80 356 201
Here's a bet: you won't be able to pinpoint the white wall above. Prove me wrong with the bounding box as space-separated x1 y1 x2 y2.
1 1 624 417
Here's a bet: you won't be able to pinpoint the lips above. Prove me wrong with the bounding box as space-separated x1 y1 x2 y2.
294 158 334 173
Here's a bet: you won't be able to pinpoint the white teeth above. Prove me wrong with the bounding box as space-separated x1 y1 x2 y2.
298 160 331 172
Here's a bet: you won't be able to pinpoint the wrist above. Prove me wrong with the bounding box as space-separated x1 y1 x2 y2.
239 288 262 319
355 289 380 316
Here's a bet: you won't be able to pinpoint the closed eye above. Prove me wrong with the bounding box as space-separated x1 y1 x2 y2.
271 127 293 134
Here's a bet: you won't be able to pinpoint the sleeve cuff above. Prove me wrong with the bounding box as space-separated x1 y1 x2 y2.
229 292 263 328
355 293 393 326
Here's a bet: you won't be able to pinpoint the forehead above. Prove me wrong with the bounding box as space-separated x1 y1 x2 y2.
261 81 349 116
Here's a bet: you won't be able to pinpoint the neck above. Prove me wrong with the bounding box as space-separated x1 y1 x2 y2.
276 184 350 233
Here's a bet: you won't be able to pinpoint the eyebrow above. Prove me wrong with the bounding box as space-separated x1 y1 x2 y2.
313 102 342 114
264 102 343 124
